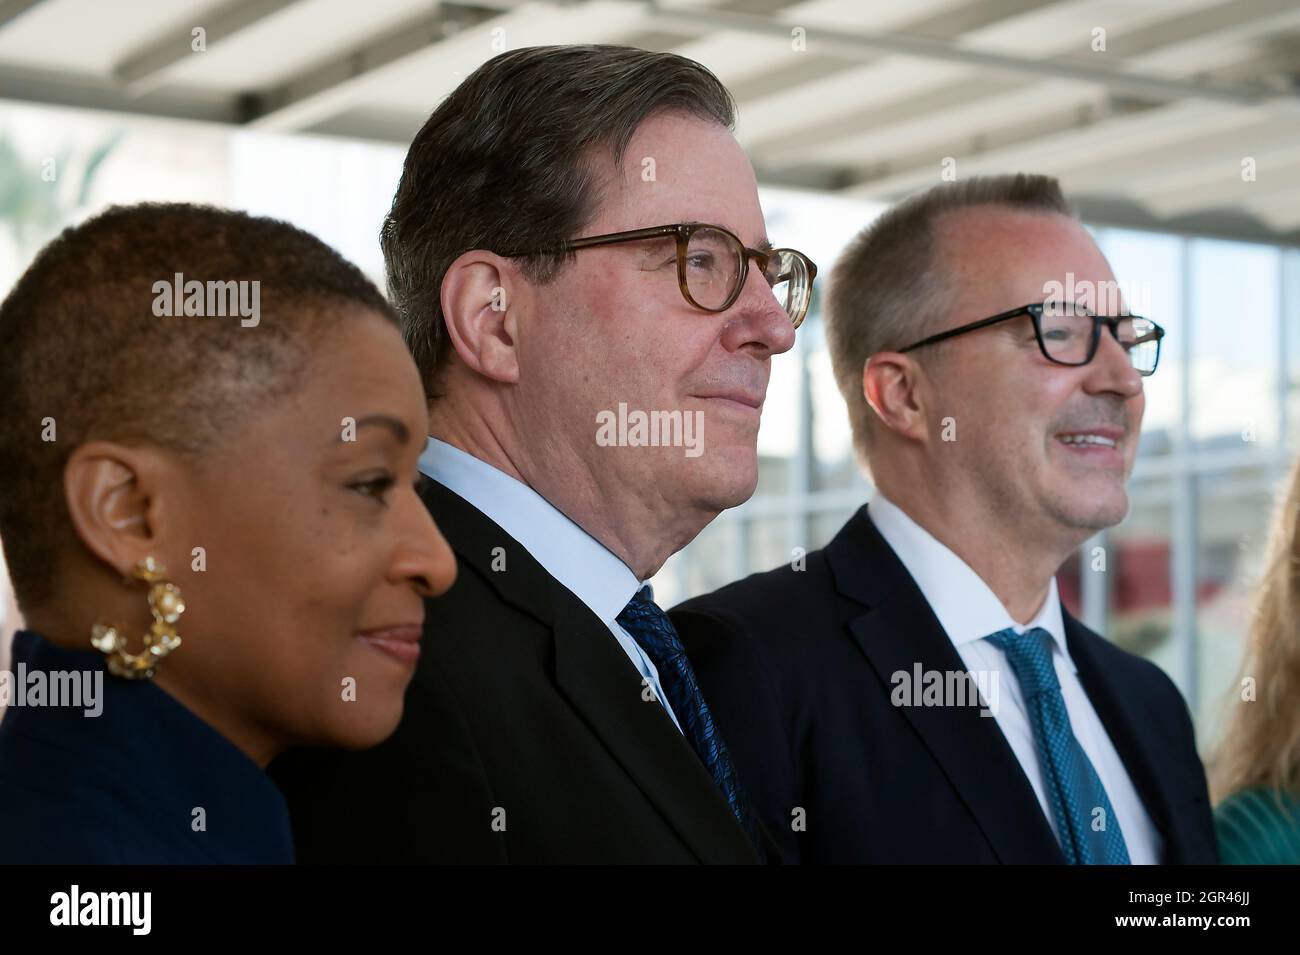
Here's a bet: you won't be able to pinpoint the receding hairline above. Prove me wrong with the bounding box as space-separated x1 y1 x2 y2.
923 203 1084 305
931 201 1080 245
823 173 1076 464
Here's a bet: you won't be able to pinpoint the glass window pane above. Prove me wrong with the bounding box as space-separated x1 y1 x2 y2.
755 339 798 496
1188 239 1281 449
655 517 732 607
1056 551 1083 620
746 516 789 577
808 324 858 492
1105 483 1180 691
1098 229 1183 456
1193 469 1277 740
812 508 856 552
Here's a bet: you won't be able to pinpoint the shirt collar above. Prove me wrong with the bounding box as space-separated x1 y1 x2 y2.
419 437 646 624
867 492 1073 669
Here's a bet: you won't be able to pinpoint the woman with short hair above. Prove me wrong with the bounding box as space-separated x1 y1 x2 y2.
0 203 456 863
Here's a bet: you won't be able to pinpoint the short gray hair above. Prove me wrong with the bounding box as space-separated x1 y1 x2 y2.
825 173 1072 460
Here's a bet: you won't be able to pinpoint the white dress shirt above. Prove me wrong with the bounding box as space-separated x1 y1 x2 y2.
868 492 1161 864
418 437 683 733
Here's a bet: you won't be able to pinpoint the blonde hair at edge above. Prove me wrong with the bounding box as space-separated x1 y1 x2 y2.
1211 456 1300 807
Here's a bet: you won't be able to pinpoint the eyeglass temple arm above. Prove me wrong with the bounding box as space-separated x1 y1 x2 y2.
499 225 684 258
897 306 1031 353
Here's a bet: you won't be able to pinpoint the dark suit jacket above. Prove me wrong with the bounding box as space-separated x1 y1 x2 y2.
671 505 1219 864
270 479 760 864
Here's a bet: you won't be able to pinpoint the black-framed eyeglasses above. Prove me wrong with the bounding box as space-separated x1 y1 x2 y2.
897 302 1165 376
498 222 818 328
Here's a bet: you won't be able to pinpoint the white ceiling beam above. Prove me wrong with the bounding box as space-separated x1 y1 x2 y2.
645 4 1280 106
0 60 245 123
113 0 307 95
840 100 1257 199
245 0 647 132
0 0 46 30
1137 146 1300 219
742 0 1300 169
728 0 1261 153
756 79 1103 167
1240 184 1300 231
666 0 970 88
1065 119 1300 199
1117 0 1300 75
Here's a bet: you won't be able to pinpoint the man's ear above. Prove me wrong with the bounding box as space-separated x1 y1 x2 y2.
439 250 524 385
63 441 173 579
862 352 931 444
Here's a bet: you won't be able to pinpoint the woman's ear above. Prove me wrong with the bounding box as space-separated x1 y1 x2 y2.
863 352 930 444
439 250 524 385
62 441 173 578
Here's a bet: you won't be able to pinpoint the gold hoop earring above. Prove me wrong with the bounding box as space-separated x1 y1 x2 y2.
90 556 185 680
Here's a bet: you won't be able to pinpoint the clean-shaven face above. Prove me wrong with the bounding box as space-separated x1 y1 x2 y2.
162 311 456 752
513 112 797 528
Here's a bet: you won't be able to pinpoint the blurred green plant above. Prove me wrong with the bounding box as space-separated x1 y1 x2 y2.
0 130 122 251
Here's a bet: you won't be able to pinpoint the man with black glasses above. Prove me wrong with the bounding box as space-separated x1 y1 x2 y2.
271 45 814 863
672 174 1218 864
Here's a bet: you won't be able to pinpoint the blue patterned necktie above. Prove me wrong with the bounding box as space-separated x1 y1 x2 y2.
988 627 1130 864
617 586 765 857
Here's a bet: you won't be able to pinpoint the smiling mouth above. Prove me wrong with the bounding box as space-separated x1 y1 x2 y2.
1054 428 1128 468
692 394 763 411
356 624 422 666
1058 433 1118 448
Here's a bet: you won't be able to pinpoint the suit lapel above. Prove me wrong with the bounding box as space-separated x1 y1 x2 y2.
420 477 557 627
420 478 757 864
551 596 760 863
828 507 1064 864
1064 617 1184 860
